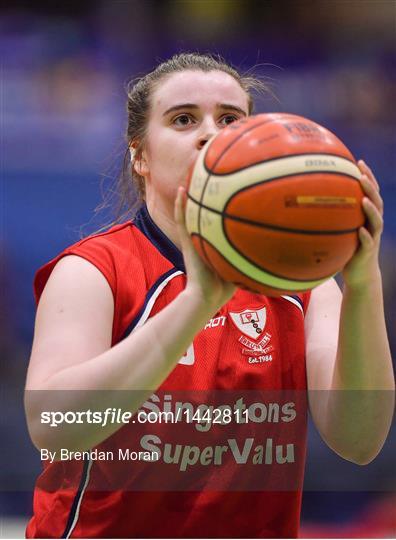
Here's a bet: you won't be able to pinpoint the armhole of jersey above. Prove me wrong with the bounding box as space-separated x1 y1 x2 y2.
34 249 116 307
302 290 312 315
281 291 311 315
122 268 184 338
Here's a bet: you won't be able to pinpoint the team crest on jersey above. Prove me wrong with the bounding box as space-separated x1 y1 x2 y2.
229 307 267 339
229 306 274 364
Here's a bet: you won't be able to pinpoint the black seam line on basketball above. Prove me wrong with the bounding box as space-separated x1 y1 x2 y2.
197 227 218 274
203 152 358 176
221 171 364 227
187 193 360 235
201 118 285 176
190 233 332 285
221 218 336 282
197 118 277 268
189 232 284 288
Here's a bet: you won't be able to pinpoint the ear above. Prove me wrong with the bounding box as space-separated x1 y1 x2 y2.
130 143 150 177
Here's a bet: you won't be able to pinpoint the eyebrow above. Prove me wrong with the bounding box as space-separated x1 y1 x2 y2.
162 103 247 116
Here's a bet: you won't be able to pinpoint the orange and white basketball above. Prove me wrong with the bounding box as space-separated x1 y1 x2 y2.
185 113 364 296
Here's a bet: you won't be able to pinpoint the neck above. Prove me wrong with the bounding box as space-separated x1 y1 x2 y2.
145 191 181 248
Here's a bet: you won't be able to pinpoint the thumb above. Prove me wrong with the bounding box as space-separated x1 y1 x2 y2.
174 186 192 249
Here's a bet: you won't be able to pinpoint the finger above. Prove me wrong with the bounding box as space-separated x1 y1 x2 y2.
360 174 384 216
174 186 186 226
223 281 237 300
362 197 384 238
175 187 196 255
358 226 374 250
358 160 380 191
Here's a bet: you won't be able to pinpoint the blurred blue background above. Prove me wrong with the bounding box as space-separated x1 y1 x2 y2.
2 0 395 537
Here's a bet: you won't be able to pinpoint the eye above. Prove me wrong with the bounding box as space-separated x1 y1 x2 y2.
219 114 240 127
172 114 195 127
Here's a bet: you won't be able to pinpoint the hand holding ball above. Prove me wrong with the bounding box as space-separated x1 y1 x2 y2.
185 113 364 296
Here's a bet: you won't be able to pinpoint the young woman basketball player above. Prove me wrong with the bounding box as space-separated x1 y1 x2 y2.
25 53 394 538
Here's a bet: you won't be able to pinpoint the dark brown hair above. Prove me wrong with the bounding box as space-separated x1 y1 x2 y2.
99 52 270 226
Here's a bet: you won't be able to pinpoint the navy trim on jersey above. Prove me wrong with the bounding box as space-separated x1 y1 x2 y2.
290 295 304 310
122 268 182 340
61 458 90 538
134 204 185 272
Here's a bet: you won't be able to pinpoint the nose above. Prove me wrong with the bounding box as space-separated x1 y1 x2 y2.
196 120 219 150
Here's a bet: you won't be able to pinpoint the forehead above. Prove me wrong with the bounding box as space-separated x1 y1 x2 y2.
151 70 249 112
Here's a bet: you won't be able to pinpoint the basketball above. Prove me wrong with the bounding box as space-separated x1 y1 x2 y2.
185 113 365 296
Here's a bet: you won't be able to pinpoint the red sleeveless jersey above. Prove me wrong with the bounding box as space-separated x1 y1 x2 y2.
27 205 310 538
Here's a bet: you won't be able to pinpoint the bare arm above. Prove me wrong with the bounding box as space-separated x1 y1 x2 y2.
25 188 235 452
306 161 395 465
306 277 394 464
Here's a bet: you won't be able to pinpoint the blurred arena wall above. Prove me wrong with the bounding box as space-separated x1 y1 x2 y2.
2 1 395 537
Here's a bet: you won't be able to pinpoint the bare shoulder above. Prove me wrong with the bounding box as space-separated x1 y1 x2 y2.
38 254 114 310
27 255 114 389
